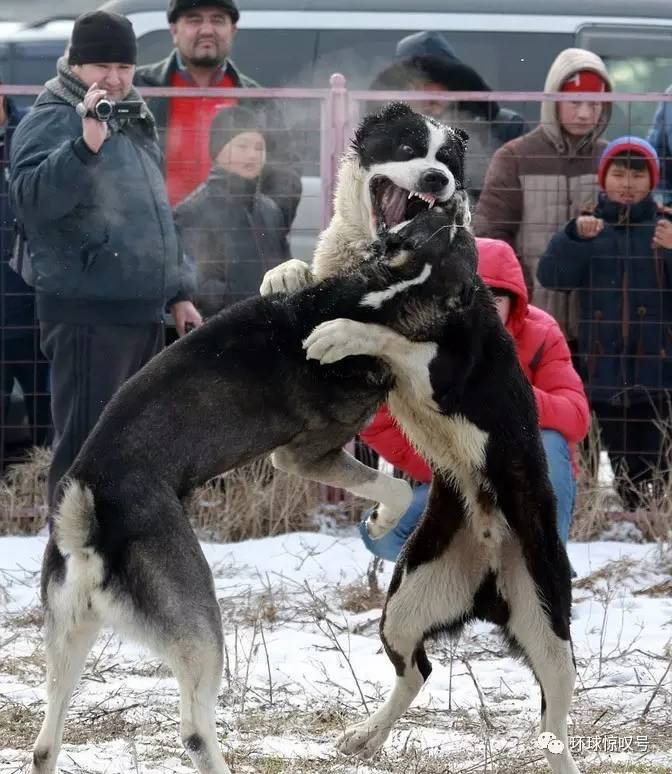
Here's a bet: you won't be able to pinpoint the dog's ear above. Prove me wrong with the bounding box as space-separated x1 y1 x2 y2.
376 102 415 123
452 127 469 150
352 102 415 153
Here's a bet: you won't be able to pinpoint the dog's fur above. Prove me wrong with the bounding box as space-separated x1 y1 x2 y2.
31 204 474 774
275 104 581 773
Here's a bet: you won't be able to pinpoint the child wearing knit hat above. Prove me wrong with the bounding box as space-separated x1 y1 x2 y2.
538 136 672 512
174 106 290 317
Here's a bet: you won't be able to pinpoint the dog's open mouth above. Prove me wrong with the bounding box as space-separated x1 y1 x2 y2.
371 177 439 231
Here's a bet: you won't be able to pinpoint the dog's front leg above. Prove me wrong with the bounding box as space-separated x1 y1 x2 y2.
303 319 438 400
303 320 435 538
303 319 407 366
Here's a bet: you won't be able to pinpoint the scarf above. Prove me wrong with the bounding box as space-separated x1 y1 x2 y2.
45 57 157 140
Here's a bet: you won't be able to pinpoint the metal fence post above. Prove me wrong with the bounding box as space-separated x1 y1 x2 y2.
320 73 349 229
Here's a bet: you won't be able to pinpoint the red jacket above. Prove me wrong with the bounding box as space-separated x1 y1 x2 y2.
360 237 590 480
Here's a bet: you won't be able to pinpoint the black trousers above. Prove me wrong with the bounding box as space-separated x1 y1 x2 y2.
40 321 163 510
1 331 52 456
592 398 671 510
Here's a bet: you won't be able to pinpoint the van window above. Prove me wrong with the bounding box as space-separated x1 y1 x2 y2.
604 55 672 139
196 28 572 174
227 29 571 100
136 29 173 66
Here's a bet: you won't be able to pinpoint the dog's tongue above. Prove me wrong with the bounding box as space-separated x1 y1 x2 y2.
381 184 407 227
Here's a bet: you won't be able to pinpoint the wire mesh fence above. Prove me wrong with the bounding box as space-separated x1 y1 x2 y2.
1 80 672 533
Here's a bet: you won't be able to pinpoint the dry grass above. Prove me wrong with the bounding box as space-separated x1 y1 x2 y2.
0 447 367 542
572 412 672 542
339 557 386 613
0 446 50 535
4 417 672 544
186 457 326 542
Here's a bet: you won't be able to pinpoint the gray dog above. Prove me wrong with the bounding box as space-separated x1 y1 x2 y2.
32 205 472 774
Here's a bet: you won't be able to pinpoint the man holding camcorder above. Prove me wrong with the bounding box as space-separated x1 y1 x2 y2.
9 10 201 515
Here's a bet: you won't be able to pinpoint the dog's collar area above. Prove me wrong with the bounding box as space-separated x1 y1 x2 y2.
359 263 432 309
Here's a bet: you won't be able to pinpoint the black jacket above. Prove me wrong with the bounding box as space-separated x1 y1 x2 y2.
10 89 193 325
1 98 35 339
538 194 672 406
135 52 302 231
174 167 290 316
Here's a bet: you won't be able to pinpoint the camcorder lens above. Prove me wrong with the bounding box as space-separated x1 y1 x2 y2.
95 100 114 121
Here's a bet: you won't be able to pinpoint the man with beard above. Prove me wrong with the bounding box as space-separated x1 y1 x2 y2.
135 0 301 229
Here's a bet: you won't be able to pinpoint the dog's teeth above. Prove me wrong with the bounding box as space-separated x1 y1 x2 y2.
407 191 413 200
428 199 435 209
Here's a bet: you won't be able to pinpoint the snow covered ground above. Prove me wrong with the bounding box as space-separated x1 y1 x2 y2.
1 530 670 773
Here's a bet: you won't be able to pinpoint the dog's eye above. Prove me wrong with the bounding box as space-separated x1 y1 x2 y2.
396 144 415 160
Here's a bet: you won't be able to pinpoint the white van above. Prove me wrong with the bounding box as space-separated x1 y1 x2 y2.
2 0 672 257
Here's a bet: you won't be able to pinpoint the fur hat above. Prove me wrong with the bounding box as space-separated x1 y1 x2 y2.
209 106 265 160
395 31 459 62
598 136 660 190
167 0 240 24
68 11 137 66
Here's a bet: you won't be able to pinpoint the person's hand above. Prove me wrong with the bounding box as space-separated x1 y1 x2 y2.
80 83 109 154
576 216 604 239
652 219 672 250
170 300 203 337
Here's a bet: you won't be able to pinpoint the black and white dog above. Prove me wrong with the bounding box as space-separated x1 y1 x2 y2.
269 103 580 774
32 204 474 774
261 101 468 294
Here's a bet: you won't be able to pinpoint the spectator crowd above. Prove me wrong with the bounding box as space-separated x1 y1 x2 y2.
1 0 671 544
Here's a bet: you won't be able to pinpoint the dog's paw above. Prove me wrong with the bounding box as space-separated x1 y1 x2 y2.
336 719 390 758
303 319 384 364
367 480 413 538
260 259 313 296
366 506 394 539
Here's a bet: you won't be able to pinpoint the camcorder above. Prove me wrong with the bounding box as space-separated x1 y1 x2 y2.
77 99 146 122
94 99 145 122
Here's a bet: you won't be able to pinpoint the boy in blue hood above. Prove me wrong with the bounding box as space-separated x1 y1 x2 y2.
538 136 672 510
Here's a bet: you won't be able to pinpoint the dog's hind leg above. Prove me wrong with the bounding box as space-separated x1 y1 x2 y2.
32 542 102 774
500 538 580 774
165 638 230 774
272 444 412 537
122 522 231 774
338 482 481 759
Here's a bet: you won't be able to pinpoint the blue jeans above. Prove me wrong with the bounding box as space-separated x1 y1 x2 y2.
359 429 576 562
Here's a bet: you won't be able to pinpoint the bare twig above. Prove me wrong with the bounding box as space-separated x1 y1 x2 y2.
460 656 493 730
258 616 273 707
641 650 672 717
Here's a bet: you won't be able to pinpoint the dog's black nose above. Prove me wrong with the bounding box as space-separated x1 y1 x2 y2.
419 169 449 193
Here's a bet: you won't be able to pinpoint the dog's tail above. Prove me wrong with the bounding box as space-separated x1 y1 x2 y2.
53 479 97 556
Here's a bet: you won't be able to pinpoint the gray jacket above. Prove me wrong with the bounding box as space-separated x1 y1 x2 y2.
10 89 192 325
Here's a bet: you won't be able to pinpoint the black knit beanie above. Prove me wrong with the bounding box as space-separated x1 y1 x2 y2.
209 106 265 160
68 11 137 66
168 0 240 24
